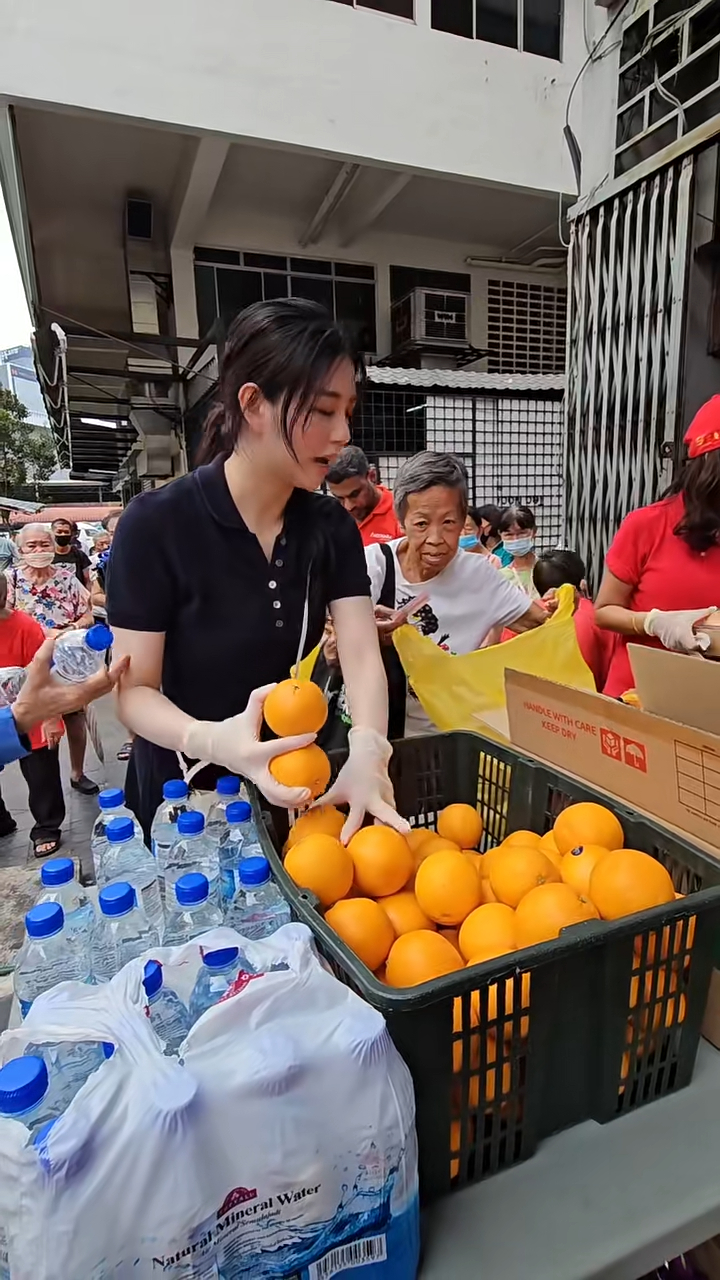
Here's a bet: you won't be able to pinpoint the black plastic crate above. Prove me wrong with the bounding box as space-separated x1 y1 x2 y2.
252 731 720 1204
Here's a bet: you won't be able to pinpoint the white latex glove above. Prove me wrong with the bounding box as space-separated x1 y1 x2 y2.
314 726 410 844
644 607 717 653
183 683 317 809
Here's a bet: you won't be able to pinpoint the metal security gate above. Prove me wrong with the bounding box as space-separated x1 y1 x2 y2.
565 154 695 588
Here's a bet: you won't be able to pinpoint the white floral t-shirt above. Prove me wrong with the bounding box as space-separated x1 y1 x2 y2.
6 565 90 632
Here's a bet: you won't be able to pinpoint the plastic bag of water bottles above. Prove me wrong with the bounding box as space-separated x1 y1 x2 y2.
0 923 420 1280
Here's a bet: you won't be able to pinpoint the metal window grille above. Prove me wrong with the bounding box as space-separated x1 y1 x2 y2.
565 154 694 590
353 386 565 549
487 280 567 375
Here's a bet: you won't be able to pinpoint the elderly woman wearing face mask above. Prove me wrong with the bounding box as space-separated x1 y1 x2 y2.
365 453 548 736
6 523 98 794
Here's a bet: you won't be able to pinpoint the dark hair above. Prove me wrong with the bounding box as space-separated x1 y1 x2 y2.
667 452 720 553
197 299 364 466
499 504 536 534
467 503 503 539
102 510 122 531
51 517 77 534
0 575 8 610
533 549 586 595
326 445 370 485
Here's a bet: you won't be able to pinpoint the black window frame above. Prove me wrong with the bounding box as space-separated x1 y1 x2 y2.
329 0 414 17
431 0 562 61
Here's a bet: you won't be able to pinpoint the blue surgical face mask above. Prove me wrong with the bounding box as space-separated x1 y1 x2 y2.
459 534 478 550
503 536 534 558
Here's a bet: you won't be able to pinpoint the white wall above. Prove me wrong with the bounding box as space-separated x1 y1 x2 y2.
1 0 585 195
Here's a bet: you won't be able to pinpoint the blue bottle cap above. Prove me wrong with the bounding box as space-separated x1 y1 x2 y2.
175 872 209 906
99 787 124 810
142 959 163 1000
163 779 189 801
98 881 136 917
106 816 134 844
85 623 113 652
25 902 64 939
226 800 252 825
40 857 74 887
216 775 240 797
202 947 239 971
177 810 204 836
239 855 271 888
102 1042 115 1059
0 1056 49 1116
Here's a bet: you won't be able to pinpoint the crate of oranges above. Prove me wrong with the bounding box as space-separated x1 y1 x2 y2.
254 686 720 1203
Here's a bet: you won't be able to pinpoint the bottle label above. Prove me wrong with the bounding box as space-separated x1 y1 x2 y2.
220 868 237 903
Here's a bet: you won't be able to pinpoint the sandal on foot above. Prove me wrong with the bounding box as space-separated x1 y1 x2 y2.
33 836 61 858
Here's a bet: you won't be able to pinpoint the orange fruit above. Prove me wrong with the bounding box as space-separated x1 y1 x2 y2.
500 829 541 851
374 965 387 984
482 1059 512 1106
553 802 623 855
464 852 483 875
589 849 675 920
515 882 598 948
415 850 482 926
453 993 480 1071
269 745 331 799
465 939 515 967
438 803 483 851
284 805 345 851
560 844 608 898
264 678 328 736
439 926 462 954
538 830 563 869
635 914 696 965
378 890 435 936
348 825 414 898
489 846 560 909
450 1118 462 1178
385 929 464 988
406 828 436 856
325 898 395 971
422 835 462 854
458 903 516 963
284 833 353 906
480 876 498 904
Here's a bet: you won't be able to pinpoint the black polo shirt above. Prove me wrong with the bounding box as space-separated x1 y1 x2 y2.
107 457 370 829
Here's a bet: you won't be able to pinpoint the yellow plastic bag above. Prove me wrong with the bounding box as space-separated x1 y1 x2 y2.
392 584 596 742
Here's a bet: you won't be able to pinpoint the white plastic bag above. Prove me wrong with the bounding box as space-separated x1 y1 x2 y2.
0 924 419 1279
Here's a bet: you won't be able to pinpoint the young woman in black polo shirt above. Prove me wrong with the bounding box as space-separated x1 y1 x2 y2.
107 299 405 841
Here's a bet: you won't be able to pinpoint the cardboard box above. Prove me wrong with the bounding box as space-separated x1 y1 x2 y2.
505 651 720 853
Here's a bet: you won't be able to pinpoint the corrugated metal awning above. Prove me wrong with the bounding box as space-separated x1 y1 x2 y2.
366 367 565 392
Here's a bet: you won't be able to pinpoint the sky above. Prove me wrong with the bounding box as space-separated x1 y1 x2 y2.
0 196 31 351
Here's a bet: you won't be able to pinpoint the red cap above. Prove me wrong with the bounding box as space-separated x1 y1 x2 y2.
685 396 720 458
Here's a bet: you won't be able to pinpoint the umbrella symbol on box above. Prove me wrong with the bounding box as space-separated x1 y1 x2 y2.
622 737 647 772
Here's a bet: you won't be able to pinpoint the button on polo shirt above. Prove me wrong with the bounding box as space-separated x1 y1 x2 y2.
107 455 370 726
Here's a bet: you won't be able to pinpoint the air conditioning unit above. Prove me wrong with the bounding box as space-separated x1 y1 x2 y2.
391 289 470 355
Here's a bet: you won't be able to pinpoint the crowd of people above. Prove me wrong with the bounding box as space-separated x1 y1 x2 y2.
1 297 720 849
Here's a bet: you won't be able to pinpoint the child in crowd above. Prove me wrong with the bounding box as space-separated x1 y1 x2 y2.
532 550 617 692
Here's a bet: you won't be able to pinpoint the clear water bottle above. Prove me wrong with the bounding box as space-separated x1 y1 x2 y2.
142 960 191 1056
14 903 90 1018
0 1056 58 1136
100 817 164 937
52 623 113 683
91 787 144 881
0 665 26 707
165 810 220 907
206 775 241 839
91 882 159 983
234 856 291 940
219 801 261 918
151 779 196 895
188 947 243 1025
36 857 95 948
163 873 224 946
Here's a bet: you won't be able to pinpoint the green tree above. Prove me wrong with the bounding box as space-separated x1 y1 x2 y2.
0 386 57 492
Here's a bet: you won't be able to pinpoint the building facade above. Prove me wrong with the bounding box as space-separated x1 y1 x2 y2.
0 346 48 428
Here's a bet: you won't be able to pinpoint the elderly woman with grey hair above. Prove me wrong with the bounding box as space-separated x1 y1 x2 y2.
365 452 547 735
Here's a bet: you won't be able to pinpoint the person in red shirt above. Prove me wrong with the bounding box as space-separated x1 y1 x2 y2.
595 396 720 698
533 550 617 691
0 574 65 856
327 446 402 546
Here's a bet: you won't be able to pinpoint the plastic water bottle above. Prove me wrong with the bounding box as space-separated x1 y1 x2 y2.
165 810 220 906
36 858 95 948
14 903 90 1018
52 623 113 683
100 817 164 937
206 775 241 838
142 960 191 1056
0 1056 58 1136
219 800 261 916
163 873 224 945
234 856 292 940
0 666 26 707
151 779 196 895
188 947 244 1025
91 787 144 880
91 882 159 982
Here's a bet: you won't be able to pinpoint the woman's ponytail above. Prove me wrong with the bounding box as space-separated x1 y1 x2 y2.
196 402 232 465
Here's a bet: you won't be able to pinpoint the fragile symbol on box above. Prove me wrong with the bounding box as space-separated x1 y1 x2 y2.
600 728 623 761
622 737 648 773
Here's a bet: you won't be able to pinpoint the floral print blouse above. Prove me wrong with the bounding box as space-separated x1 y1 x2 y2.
5 565 91 632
